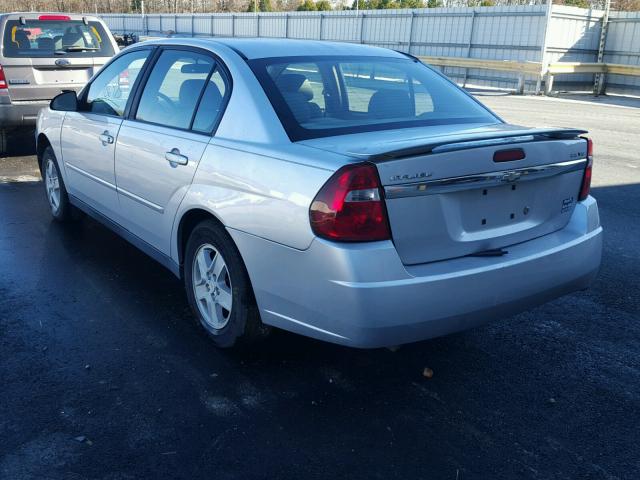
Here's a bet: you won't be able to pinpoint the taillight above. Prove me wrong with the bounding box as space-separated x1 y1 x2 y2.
310 163 391 242
0 65 7 90
579 138 593 201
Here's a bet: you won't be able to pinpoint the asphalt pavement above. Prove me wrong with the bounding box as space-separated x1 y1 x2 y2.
1 94 639 479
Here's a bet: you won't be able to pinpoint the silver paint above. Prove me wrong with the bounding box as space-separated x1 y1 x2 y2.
36 38 603 348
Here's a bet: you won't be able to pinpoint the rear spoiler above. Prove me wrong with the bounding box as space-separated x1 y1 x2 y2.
365 128 588 162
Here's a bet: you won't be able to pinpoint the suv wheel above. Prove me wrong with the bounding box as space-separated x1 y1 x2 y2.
184 219 269 348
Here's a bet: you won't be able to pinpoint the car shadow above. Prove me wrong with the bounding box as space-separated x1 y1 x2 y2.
2 128 37 158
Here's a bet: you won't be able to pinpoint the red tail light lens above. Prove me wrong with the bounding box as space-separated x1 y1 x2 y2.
310 163 391 242
0 65 7 90
579 138 593 201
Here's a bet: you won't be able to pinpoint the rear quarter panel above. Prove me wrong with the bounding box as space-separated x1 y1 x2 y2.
173 140 337 262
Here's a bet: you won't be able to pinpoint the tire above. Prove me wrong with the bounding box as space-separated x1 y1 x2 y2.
184 219 269 348
0 129 7 156
41 146 75 222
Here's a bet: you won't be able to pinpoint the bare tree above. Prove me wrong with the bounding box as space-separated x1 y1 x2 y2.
0 0 637 13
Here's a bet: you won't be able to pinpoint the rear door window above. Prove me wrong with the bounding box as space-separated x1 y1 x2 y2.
135 50 217 131
3 17 114 58
85 50 151 117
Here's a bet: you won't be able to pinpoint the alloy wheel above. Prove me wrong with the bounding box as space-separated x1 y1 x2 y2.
192 243 233 330
45 159 61 215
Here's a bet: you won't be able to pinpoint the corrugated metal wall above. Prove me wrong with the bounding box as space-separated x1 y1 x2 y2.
545 6 640 94
100 7 549 91
604 11 640 94
100 5 640 94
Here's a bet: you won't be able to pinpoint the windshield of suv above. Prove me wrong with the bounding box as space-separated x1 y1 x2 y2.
250 55 499 141
2 18 114 58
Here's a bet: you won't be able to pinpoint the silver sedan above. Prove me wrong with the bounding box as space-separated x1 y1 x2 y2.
36 38 602 348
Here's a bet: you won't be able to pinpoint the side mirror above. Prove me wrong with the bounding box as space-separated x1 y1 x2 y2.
50 90 78 112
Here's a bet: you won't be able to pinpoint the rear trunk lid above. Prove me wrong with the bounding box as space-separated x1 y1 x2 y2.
301 124 589 265
2 56 107 101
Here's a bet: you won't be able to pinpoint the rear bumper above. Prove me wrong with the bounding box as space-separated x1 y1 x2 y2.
0 100 49 128
231 196 602 348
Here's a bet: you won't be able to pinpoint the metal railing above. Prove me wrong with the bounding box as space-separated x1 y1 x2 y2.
422 56 640 96
545 62 640 95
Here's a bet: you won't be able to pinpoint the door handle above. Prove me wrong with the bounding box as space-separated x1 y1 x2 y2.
99 131 114 146
165 148 189 166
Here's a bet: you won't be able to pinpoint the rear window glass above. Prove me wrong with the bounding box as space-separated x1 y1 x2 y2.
2 19 114 58
250 56 499 141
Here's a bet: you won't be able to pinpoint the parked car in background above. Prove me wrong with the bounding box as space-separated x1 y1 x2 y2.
0 12 118 152
36 39 602 349
113 33 139 48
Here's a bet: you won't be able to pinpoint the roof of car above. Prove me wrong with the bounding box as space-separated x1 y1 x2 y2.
143 37 408 61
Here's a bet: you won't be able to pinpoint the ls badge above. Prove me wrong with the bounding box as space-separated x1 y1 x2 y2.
561 197 575 213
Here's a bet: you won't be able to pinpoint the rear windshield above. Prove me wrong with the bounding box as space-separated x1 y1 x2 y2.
2 19 114 58
250 56 499 141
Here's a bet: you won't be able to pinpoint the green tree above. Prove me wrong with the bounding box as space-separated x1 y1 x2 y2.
349 0 378 9
427 0 443 7
401 0 425 7
247 0 273 11
378 0 399 8
316 0 333 10
297 0 317 10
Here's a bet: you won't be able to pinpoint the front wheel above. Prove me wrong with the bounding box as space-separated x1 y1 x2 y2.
42 147 74 222
184 219 269 348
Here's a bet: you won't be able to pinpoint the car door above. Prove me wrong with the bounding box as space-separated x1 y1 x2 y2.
60 48 151 220
114 47 230 254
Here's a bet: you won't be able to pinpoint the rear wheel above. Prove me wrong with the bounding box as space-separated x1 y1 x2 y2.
184 219 268 348
0 129 7 155
42 146 74 222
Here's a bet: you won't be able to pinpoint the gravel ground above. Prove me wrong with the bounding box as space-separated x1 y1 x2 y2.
1 94 639 480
